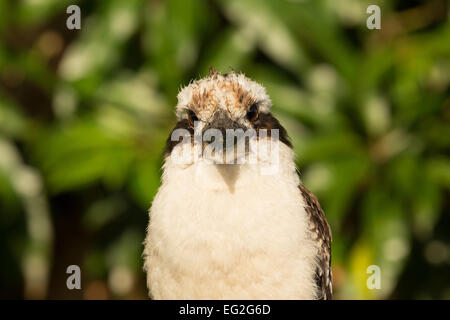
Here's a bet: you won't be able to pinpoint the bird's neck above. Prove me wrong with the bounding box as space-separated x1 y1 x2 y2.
161 143 299 194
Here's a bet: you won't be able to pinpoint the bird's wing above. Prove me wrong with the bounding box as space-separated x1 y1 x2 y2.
298 184 333 300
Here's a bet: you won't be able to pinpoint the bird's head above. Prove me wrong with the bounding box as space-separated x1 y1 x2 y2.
165 69 292 168
176 68 271 129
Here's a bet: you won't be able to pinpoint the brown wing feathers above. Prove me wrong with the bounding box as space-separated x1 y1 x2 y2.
299 184 333 300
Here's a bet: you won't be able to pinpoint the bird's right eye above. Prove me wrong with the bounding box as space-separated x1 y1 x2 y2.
188 110 198 126
246 103 259 122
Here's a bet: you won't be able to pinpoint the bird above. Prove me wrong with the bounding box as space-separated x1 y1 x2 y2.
143 68 332 300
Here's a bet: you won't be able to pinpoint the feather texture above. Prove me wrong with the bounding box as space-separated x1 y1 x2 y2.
299 184 333 299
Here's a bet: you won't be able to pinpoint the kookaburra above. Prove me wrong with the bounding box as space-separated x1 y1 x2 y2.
143 69 332 299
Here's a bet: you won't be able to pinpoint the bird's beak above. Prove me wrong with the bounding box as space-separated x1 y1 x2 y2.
201 111 248 164
203 111 243 137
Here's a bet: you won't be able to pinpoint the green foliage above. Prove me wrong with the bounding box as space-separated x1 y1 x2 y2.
0 0 449 299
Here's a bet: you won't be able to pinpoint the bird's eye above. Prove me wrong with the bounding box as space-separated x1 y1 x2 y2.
188 110 198 126
247 103 259 121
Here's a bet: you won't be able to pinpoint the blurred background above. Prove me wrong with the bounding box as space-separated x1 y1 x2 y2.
0 0 449 300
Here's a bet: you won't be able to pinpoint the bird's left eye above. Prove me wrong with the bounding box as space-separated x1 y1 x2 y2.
247 103 259 121
188 110 198 126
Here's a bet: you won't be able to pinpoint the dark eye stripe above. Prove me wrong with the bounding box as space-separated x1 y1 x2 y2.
164 119 193 157
188 110 198 125
246 103 259 121
253 112 292 148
